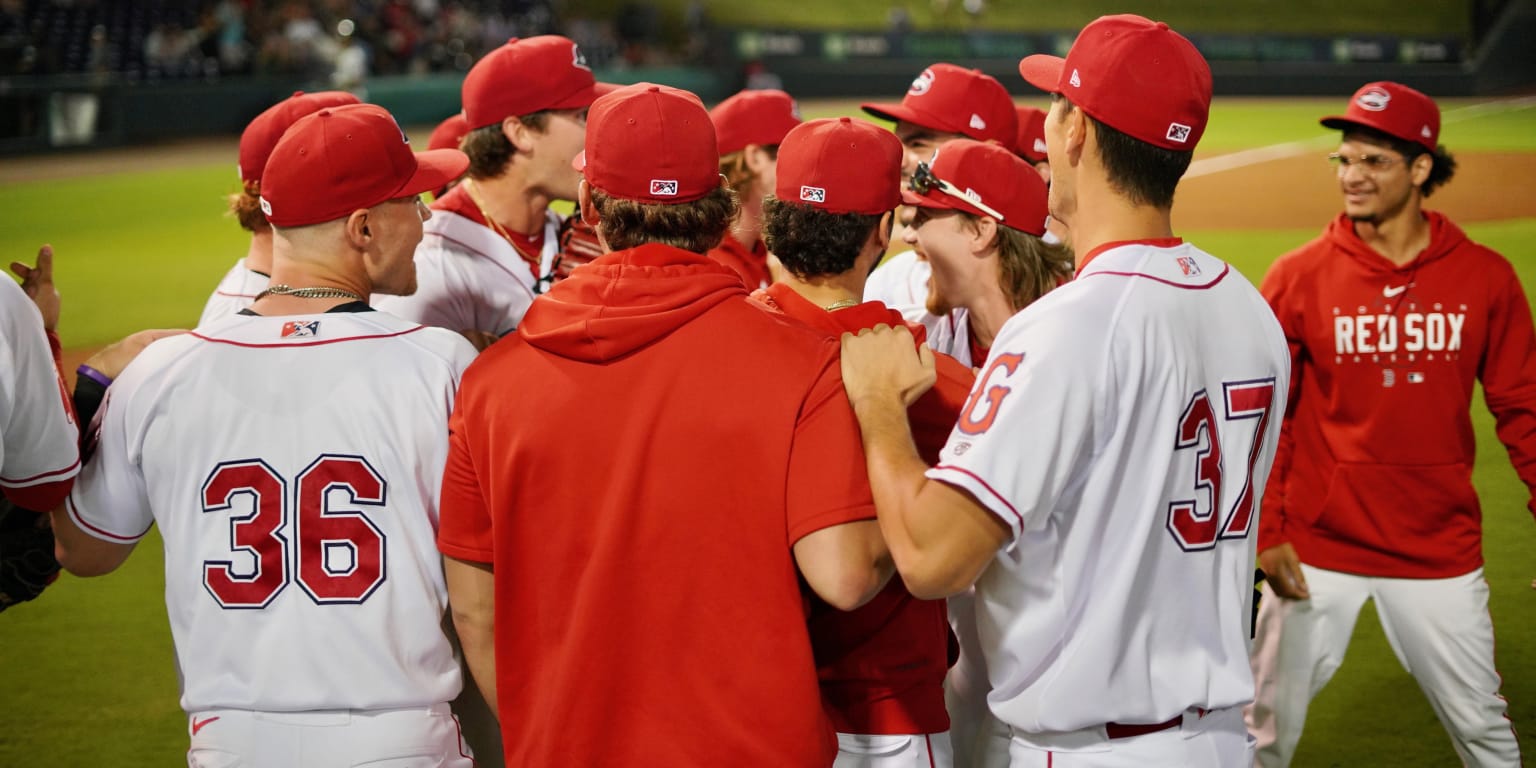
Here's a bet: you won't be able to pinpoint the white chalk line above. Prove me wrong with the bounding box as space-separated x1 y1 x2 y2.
1184 95 1536 179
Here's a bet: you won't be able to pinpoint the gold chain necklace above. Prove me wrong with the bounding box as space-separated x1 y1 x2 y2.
824 298 860 311
462 178 537 264
256 284 363 302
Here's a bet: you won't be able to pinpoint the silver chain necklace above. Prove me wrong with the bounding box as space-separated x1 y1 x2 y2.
256 284 364 302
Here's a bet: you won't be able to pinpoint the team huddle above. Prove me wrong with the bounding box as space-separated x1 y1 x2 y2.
2 11 1531 768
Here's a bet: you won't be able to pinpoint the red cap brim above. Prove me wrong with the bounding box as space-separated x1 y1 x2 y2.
397 149 470 199
1018 55 1065 93
861 101 919 127
901 187 992 221
594 82 623 97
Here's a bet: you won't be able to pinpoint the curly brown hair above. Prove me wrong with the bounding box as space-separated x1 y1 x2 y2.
461 112 552 179
590 185 739 254
227 181 269 233
761 197 884 280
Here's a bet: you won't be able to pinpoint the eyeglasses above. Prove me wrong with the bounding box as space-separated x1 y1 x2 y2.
910 161 1006 222
1327 152 1405 174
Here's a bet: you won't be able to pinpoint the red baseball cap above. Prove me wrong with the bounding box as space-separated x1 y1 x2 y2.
901 139 1049 236
709 89 802 156
1320 81 1440 152
861 63 1018 146
238 90 361 184
462 36 598 129
774 118 902 215
260 104 469 228
1019 14 1211 151
428 112 470 151
576 84 720 205
1014 105 1048 163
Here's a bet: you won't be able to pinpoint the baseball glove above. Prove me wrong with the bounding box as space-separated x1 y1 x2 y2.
0 499 60 613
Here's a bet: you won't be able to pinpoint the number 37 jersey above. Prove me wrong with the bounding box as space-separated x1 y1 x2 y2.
927 241 1289 734
67 311 477 714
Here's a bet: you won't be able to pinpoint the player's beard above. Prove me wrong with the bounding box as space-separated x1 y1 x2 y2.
925 272 953 316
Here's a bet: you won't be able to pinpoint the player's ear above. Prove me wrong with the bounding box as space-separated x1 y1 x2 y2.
504 116 536 154
344 209 371 248
1410 152 1433 189
577 179 599 227
970 215 998 256
877 209 894 251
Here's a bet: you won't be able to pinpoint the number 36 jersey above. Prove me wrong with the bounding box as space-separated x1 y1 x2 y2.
927 240 1289 734
67 310 477 714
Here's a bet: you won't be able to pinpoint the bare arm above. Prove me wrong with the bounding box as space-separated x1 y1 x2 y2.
49 503 137 577
841 325 1007 599
444 555 498 714
793 519 892 611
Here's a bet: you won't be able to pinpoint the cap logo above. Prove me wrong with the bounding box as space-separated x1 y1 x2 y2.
969 114 987 131
259 197 272 215
1420 125 1432 139
1069 69 1082 88
1356 88 1391 112
1032 138 1047 153
1166 122 1192 143
963 188 983 205
800 185 826 204
649 179 679 196
909 68 936 96
572 43 590 71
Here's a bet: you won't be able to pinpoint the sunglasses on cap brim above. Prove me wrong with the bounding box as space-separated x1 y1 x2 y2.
909 161 1006 222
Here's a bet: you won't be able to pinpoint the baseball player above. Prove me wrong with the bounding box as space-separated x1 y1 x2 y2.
705 88 802 289
437 84 891 767
373 36 600 346
2 245 76 512
1013 105 1050 181
902 139 1072 369
1 246 77 612
52 103 478 767
861 63 1019 326
756 116 977 767
894 137 1072 767
201 90 361 326
840 14 1290 767
1247 82 1530 767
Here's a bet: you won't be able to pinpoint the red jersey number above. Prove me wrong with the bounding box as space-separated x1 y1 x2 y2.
1166 379 1276 551
202 455 388 609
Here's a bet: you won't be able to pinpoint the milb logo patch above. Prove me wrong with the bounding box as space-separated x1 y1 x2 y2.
649 179 679 196
1166 122 1192 143
282 320 320 338
800 185 826 203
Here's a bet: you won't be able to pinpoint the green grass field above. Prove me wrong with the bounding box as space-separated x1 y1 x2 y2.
1 97 1534 765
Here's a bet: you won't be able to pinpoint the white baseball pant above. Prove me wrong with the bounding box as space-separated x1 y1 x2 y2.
945 589 1011 768
1246 565 1521 767
1005 706 1251 767
835 731 953 767
185 704 475 768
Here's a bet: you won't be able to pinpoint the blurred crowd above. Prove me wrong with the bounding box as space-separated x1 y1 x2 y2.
0 0 700 81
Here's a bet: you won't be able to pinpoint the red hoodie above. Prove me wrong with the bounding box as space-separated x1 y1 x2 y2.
437 244 875 767
1259 211 1536 578
752 283 976 736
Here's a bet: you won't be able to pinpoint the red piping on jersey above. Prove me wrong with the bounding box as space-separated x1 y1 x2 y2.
0 457 80 485
429 233 539 301
1076 238 1183 274
932 464 1024 527
189 325 427 348
1085 262 1231 291
66 496 151 542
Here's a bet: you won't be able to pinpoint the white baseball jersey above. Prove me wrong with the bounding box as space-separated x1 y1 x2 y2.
864 249 932 327
372 208 560 337
927 240 1289 734
198 258 268 326
0 277 78 500
67 309 476 713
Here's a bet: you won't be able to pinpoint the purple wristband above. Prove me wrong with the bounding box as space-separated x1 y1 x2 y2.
76 364 115 389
